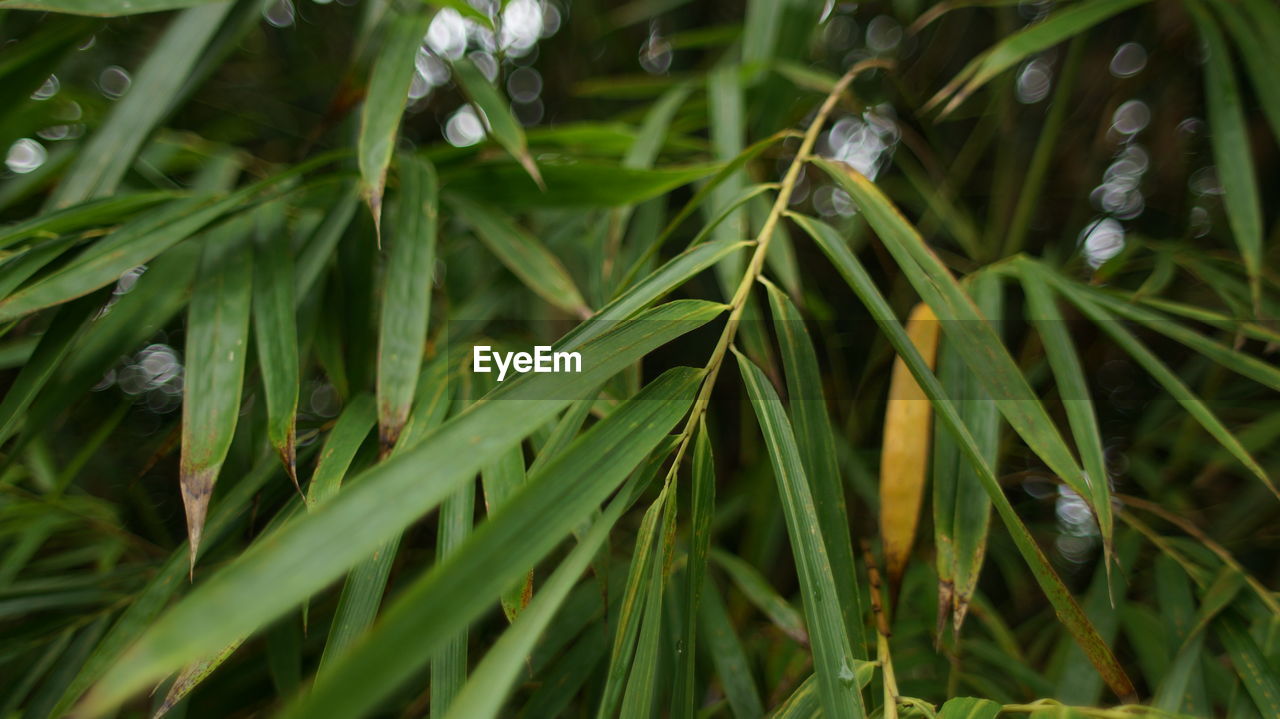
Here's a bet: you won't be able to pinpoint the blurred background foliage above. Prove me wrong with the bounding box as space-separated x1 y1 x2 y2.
0 0 1277 717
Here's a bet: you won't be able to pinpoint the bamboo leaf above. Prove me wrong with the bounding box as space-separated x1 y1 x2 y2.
762 277 864 651
672 416 716 719
442 160 718 209
597 485 672 719
0 192 177 251
481 445 531 622
0 0 221 15
251 201 300 489
735 348 866 719
357 5 435 228
304 394 377 510
1186 0 1265 311
0 154 338 323
1018 270 1113 564
1211 0 1280 146
180 217 254 571
937 697 1002 719
377 156 438 450
452 56 543 188
449 195 588 317
431 478 475 717
1217 615 1280 718
80 300 723 716
0 294 97 446
701 577 765 719
711 548 807 644
878 301 940 604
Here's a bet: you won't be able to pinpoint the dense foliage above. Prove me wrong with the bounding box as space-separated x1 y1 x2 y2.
0 0 1277 718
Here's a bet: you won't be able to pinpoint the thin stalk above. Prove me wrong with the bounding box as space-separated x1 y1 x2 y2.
660 58 893 479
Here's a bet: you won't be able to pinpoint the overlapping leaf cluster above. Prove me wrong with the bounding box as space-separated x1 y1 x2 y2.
0 1 1277 718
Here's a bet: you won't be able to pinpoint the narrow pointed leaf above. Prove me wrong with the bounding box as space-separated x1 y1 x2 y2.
762 277 864 651
1029 260 1275 498
1018 271 1112 560
1186 0 1264 310
735 348 866 719
672 417 715 719
441 469 645 719
180 218 253 570
377 156 438 450
252 201 300 488
0 0 219 15
304 394 377 510
449 195 588 317
453 56 543 188
357 5 435 225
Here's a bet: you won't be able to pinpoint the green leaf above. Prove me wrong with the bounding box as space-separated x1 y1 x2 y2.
357 5 435 227
481 444 531 622
251 201 300 489
761 277 864 653
0 294 97 446
1018 270 1112 562
80 300 724 716
1207 0 1280 156
431 478 476 717
563 237 748 349
452 57 543 188
304 394 376 510
791 211 1136 702
0 0 219 15
47 4 234 207
377 156 438 450
0 192 178 251
1217 615 1280 718
937 697 1002 719
619 488 675 719
925 0 1149 116
934 274 1001 632
701 577 765 719
52 446 302 717
711 548 807 644
448 195 589 317
279 367 702 719
671 416 715 719
442 160 719 209
180 216 254 570
597 485 673 719
734 348 866 719
1186 0 1265 311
